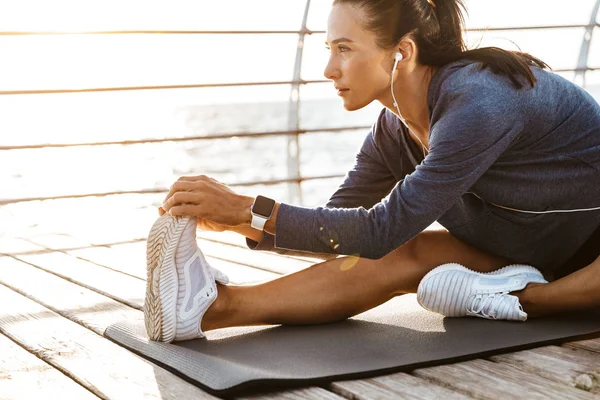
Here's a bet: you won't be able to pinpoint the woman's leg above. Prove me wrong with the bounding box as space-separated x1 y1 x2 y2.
514 255 600 318
201 229 510 332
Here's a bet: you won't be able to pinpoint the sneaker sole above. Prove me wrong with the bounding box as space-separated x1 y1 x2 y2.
144 214 191 342
417 263 545 307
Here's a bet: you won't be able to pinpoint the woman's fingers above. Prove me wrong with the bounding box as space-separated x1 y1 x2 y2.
163 191 203 211
163 175 219 202
163 180 203 204
177 174 211 182
160 176 213 215
168 204 202 217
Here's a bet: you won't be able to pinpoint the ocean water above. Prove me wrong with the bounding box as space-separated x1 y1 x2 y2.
0 95 381 206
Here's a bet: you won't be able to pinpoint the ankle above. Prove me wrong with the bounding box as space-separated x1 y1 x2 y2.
512 282 545 317
201 283 233 332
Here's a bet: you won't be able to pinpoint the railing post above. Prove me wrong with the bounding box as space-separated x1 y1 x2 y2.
575 0 600 87
287 0 312 206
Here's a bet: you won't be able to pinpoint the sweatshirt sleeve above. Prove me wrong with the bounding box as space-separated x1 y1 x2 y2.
269 79 526 259
245 112 398 260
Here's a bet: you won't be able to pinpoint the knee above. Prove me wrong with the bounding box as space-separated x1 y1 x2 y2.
374 230 448 271
368 234 429 295
375 234 421 267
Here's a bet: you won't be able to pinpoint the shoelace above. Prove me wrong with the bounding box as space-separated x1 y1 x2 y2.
466 292 510 319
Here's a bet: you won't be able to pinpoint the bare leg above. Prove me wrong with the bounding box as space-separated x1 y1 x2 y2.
201 229 510 332
514 256 600 318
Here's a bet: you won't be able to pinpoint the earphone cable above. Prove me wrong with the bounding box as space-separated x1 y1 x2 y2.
391 58 429 159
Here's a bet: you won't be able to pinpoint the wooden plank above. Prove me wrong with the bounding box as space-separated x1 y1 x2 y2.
491 346 600 393
199 230 328 263
68 242 281 284
14 249 280 316
329 372 472 400
0 256 139 336
204 256 281 284
24 225 320 270
238 387 346 400
0 249 339 399
89 239 312 276
0 237 45 255
13 252 146 310
0 284 218 399
197 239 312 275
22 233 95 251
23 235 152 282
62 200 152 245
0 333 99 400
199 230 267 247
67 241 148 279
565 338 600 354
413 358 596 399
118 238 311 276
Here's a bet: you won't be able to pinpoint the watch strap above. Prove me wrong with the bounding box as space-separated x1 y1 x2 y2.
250 214 268 231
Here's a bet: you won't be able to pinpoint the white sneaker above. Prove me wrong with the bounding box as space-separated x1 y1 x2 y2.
144 214 229 342
417 263 547 321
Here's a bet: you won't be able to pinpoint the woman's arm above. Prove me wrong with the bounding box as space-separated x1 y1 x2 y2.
264 77 526 260
239 112 398 260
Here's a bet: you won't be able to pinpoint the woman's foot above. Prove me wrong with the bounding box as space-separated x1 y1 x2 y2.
417 263 547 321
144 214 229 342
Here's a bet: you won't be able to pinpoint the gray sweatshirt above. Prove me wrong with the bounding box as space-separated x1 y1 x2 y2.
247 59 600 272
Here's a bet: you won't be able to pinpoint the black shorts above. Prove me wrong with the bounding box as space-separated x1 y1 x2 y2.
553 225 600 280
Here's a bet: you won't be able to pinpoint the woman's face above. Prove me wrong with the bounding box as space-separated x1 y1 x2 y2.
324 3 393 111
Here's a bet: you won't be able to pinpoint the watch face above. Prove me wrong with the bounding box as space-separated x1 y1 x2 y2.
252 195 276 217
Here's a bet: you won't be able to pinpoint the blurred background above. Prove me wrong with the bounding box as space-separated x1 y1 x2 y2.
0 0 599 243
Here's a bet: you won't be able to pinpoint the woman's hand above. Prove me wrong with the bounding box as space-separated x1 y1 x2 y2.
158 206 228 232
160 175 254 228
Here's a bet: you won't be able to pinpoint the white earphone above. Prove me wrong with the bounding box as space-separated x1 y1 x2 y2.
391 51 600 215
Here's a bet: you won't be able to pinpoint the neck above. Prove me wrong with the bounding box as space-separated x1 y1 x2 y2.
381 64 438 148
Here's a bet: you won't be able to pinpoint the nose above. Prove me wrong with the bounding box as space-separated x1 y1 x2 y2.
323 55 340 81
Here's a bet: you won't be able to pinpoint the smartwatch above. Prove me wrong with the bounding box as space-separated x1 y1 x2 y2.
251 195 276 231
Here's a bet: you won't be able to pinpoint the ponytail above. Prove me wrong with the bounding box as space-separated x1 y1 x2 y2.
334 0 551 89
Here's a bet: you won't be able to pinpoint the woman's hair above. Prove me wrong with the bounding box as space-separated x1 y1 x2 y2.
332 0 551 89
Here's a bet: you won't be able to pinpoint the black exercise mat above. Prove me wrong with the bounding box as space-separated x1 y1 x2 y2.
104 295 600 397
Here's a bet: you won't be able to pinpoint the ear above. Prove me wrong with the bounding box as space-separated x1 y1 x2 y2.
394 36 417 63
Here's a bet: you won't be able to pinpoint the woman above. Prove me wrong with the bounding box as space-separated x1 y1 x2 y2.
145 0 600 342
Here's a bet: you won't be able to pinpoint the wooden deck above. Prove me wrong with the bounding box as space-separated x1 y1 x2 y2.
1 195 599 399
